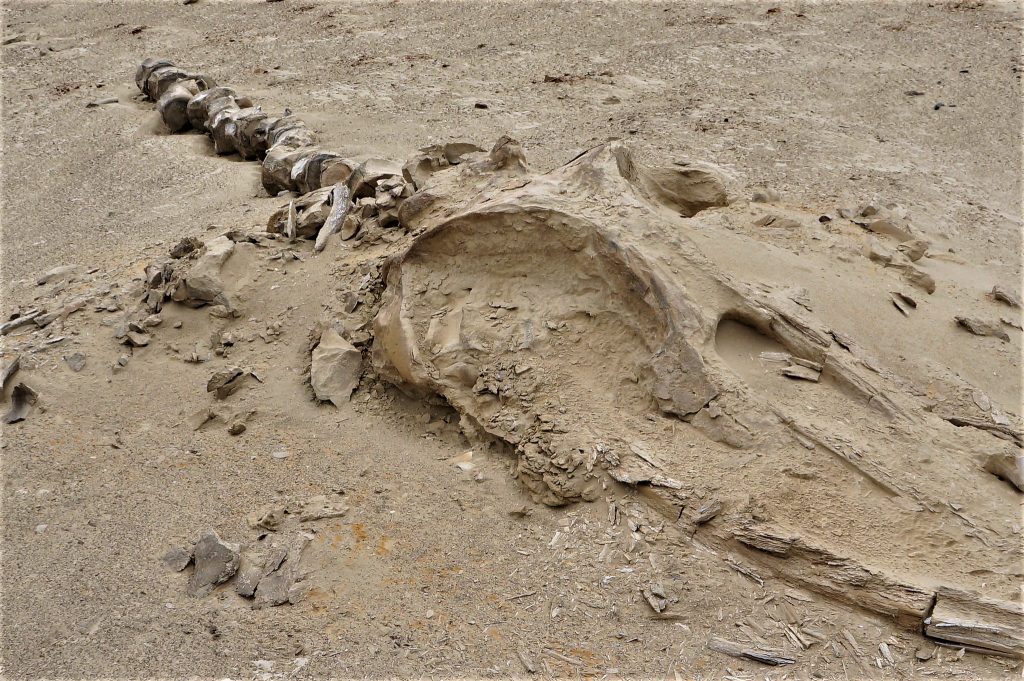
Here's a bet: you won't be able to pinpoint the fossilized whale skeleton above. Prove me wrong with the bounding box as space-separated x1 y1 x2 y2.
135 58 1022 658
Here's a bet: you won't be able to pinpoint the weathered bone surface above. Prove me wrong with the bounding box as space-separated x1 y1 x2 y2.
135 59 1022 659
368 140 1023 655
925 588 1024 657
157 80 201 132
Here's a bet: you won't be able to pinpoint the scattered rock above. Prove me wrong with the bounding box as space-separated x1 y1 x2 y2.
298 495 348 522
187 530 240 596
750 188 780 203
253 538 310 608
86 96 118 108
187 408 217 431
35 265 78 285
451 450 475 471
860 217 914 242
235 545 286 598
339 213 361 240
206 367 256 399
253 569 292 607
641 584 669 613
991 284 1021 308
897 239 929 262
248 505 287 531
172 235 235 308
890 291 917 316
208 304 234 319
122 331 152 347
863 237 893 264
65 352 87 372
161 545 193 571
902 265 937 294
310 329 362 405
955 315 1010 342
32 310 60 328
3 383 38 424
169 236 203 259
754 214 800 229
508 503 532 518
227 421 246 436
708 637 794 666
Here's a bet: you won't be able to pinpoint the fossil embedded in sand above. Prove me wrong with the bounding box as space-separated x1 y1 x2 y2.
132 59 1023 660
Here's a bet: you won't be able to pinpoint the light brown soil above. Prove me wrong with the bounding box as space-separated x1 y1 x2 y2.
2 2 1021 680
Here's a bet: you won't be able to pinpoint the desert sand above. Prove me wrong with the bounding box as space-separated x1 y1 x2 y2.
2 2 1022 679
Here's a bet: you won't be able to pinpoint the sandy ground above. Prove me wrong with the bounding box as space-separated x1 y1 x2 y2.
1 1 1022 679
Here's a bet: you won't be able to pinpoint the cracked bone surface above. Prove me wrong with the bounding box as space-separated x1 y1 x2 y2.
136 59 1022 659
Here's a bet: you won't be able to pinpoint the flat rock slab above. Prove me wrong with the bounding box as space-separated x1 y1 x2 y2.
161 545 192 572
65 352 87 372
310 328 361 406
187 530 240 596
955 315 1010 342
298 494 348 522
235 545 287 598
